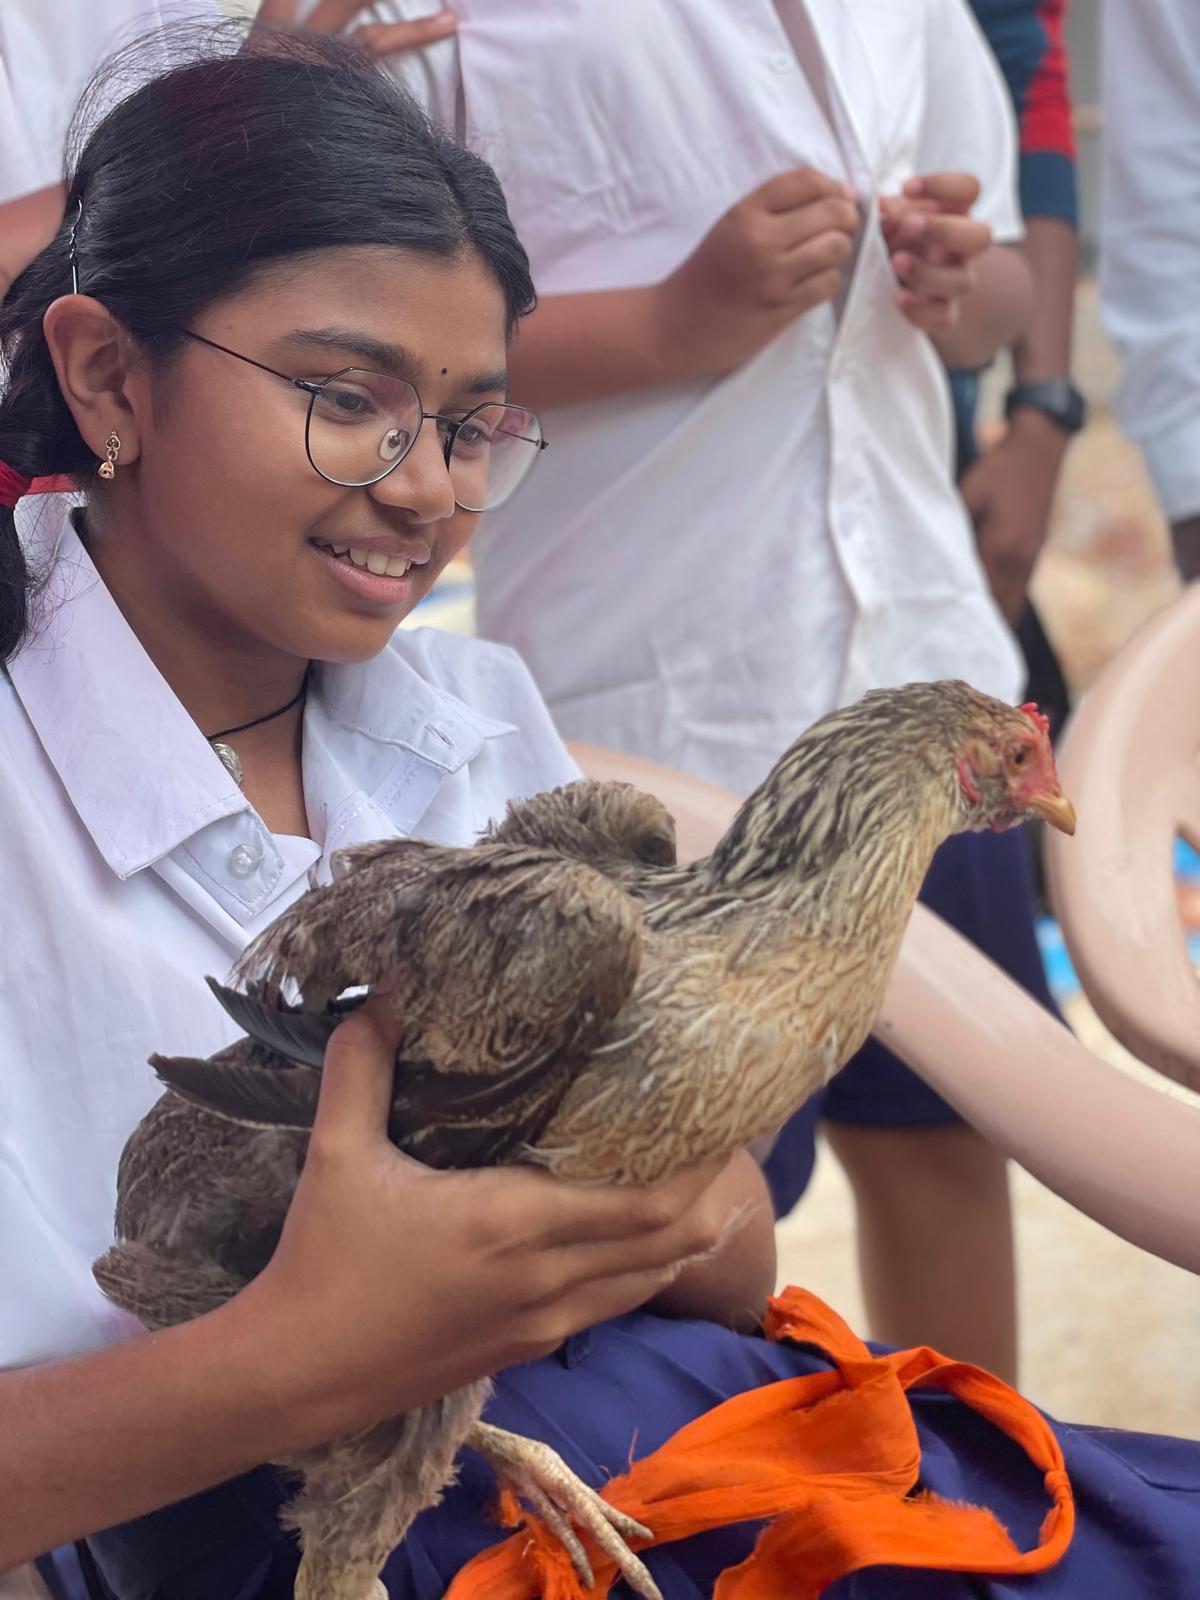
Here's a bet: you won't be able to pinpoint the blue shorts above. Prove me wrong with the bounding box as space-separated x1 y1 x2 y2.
763 826 1060 1217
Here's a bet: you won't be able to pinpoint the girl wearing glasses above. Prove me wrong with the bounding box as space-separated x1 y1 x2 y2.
0 26 1196 1600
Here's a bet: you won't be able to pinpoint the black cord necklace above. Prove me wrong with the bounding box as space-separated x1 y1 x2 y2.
207 673 308 789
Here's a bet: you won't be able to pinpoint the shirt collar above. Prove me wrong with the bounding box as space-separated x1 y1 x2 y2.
8 504 515 879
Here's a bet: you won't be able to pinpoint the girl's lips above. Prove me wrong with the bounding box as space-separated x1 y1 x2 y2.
311 541 419 607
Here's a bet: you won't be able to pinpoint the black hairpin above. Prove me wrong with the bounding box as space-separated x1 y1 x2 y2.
67 197 83 294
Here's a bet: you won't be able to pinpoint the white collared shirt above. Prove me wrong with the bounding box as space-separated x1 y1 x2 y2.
1099 0 1200 526
0 1 219 206
0 505 578 1369
359 0 1024 795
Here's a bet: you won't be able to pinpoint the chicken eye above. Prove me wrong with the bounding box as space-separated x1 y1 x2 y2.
1012 747 1029 769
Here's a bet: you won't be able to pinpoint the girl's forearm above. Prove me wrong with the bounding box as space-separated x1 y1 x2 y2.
0 1291 331 1569
507 285 683 412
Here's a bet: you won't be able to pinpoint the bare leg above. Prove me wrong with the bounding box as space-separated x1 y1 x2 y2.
824 1120 1018 1382
468 1419 661 1600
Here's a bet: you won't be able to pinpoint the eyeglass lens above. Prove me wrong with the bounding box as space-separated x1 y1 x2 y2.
305 370 542 511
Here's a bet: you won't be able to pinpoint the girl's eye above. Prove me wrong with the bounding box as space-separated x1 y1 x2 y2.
454 421 493 453
314 383 378 421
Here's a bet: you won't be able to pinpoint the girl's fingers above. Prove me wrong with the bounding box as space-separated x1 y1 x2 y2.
548 1172 737 1286
775 197 860 250
350 13 458 55
757 165 853 215
921 213 991 260
903 171 981 213
783 231 853 290
308 1000 402 1157
895 288 959 330
510 1157 730 1249
891 254 973 300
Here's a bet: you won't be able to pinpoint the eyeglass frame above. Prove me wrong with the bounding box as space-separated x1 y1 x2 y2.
180 329 548 511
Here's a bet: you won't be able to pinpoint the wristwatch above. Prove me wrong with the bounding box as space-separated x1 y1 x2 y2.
1004 378 1087 435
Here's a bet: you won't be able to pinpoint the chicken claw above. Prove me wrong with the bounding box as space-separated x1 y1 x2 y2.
468 1420 661 1600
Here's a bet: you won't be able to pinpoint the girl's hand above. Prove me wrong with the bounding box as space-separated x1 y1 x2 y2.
645 1148 778 1331
880 172 992 337
660 166 860 378
240 1002 735 1443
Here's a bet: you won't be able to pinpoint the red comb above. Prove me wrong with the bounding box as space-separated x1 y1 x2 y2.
1019 702 1050 737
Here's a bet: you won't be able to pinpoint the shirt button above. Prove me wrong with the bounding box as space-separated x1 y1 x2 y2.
769 50 794 72
229 842 263 878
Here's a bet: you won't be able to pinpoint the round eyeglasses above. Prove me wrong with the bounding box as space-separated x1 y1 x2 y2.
182 330 547 512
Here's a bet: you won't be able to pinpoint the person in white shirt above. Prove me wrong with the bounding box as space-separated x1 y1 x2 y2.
369 0 1040 1380
1099 0 1200 584
0 1 456 294
0 3 221 291
0 27 764 1587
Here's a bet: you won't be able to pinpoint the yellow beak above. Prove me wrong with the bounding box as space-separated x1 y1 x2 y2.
1028 789 1077 836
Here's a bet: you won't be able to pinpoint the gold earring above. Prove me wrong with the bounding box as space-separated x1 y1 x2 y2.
97 432 121 480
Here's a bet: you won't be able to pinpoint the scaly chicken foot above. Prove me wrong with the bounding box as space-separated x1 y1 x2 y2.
468 1419 661 1600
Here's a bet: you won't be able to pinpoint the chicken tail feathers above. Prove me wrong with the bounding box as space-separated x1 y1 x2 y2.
151 1051 322 1132
204 977 352 1067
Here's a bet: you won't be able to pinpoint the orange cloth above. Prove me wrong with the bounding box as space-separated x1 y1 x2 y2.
446 1287 1074 1600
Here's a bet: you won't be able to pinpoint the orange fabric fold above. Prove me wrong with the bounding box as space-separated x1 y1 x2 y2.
445 1286 1074 1600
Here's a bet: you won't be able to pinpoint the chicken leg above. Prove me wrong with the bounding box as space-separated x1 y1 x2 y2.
468 1419 661 1600
294 1558 387 1600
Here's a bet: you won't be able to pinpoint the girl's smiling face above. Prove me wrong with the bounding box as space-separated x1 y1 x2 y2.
117 244 511 667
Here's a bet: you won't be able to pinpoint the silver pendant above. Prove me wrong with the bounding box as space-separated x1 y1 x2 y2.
210 739 244 788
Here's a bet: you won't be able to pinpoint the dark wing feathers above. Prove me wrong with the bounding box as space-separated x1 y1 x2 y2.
163 830 648 1168
151 1051 322 1132
152 1040 571 1166
204 978 348 1067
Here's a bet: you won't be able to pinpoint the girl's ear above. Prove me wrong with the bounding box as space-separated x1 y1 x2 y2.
41 294 145 467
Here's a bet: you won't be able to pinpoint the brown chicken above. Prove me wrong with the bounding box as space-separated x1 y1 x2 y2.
94 680 1075 1600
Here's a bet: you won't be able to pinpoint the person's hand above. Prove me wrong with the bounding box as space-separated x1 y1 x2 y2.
962 409 1068 623
880 172 992 338
240 1001 736 1442
254 1 458 57
659 167 860 378
646 1148 777 1331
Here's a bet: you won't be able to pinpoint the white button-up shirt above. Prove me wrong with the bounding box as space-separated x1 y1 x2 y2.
0 505 578 1369
1100 0 1200 526
361 0 1024 795
0 1 219 205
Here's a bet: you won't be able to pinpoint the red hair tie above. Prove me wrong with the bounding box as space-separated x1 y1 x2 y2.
0 462 75 509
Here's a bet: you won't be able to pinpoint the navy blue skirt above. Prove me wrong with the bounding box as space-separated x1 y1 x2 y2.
88 1309 1200 1600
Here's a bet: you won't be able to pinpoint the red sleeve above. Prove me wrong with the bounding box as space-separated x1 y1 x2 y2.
1020 0 1075 159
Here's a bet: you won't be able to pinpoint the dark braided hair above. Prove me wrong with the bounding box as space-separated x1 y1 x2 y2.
0 23 535 661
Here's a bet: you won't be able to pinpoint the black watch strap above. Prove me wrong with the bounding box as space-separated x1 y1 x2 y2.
1004 378 1087 435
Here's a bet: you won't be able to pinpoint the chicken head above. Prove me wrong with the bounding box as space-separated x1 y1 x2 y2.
953 698 1076 837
